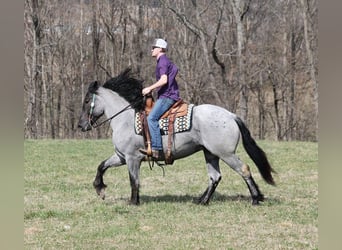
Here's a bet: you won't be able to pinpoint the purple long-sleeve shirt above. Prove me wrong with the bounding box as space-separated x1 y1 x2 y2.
155 54 180 101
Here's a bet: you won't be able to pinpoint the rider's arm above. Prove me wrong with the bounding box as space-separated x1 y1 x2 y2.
142 74 167 95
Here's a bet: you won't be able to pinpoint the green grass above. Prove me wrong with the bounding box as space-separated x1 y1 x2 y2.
24 139 318 249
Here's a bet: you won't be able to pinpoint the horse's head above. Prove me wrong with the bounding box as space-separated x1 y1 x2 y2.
78 81 105 131
78 68 145 132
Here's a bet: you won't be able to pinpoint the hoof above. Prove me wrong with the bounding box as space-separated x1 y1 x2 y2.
98 188 106 200
252 199 260 205
195 197 210 205
252 195 265 205
251 193 265 205
93 181 107 200
257 194 265 202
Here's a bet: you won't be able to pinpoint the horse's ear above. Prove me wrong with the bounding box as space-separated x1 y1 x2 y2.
89 81 100 93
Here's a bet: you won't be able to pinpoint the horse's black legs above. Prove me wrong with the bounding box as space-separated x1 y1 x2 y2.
197 150 222 205
222 155 264 205
93 153 125 200
127 158 141 205
198 176 222 205
241 165 265 205
93 160 108 199
244 175 264 205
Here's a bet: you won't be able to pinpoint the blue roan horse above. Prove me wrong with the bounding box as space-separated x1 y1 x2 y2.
78 68 276 205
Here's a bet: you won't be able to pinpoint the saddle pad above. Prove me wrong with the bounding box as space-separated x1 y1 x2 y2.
135 104 194 135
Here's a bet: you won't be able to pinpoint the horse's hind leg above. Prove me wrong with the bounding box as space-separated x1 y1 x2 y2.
93 153 125 200
222 154 264 205
197 149 222 205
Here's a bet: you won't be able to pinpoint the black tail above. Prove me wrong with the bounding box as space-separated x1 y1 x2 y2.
235 117 276 185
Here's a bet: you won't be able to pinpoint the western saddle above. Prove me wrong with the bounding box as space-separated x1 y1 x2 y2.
140 95 189 164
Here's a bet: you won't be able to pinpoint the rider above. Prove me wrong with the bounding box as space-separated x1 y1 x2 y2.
139 38 180 160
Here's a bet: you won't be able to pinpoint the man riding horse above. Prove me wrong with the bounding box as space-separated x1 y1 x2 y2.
139 38 180 161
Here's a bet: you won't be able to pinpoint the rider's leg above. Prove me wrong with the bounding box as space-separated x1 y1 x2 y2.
140 97 175 158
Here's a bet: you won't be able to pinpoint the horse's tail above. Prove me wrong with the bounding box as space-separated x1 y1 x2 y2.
234 117 276 185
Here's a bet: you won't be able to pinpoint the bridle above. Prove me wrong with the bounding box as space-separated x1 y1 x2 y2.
88 93 133 129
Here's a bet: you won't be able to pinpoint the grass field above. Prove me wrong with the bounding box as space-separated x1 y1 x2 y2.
24 139 317 249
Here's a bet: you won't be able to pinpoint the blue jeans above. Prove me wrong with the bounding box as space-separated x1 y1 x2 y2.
147 97 176 151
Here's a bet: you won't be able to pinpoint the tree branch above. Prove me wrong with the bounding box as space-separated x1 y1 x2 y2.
240 0 251 21
211 0 226 73
159 0 201 37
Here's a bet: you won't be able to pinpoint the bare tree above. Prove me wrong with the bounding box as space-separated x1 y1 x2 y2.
230 0 250 122
24 0 318 141
160 0 225 106
301 0 318 141
24 0 45 139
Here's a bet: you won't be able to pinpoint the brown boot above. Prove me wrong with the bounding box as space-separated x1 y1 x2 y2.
139 148 163 160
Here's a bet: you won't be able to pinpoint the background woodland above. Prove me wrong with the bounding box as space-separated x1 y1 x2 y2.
24 0 318 141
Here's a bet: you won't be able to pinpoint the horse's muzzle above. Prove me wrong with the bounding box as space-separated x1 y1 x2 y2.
78 120 92 132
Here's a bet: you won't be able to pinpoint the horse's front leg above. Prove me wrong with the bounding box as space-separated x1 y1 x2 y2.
93 153 125 200
126 157 141 205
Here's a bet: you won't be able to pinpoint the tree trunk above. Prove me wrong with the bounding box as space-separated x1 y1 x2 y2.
80 0 84 105
301 0 318 141
269 70 281 141
257 72 265 139
231 0 248 122
288 26 296 141
92 0 100 79
41 49 48 138
26 0 42 139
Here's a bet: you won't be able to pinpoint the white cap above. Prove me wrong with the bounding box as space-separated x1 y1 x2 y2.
152 38 168 50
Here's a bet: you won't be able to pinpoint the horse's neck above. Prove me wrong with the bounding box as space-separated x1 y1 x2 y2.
100 88 134 128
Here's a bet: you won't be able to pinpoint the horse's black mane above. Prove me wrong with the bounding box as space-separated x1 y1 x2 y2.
103 68 145 111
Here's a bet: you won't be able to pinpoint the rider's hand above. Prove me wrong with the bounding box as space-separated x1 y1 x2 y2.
142 87 152 96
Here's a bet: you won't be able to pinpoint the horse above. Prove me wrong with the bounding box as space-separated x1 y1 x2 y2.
78 68 276 206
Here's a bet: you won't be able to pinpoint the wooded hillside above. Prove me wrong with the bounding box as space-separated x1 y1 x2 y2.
24 0 318 141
